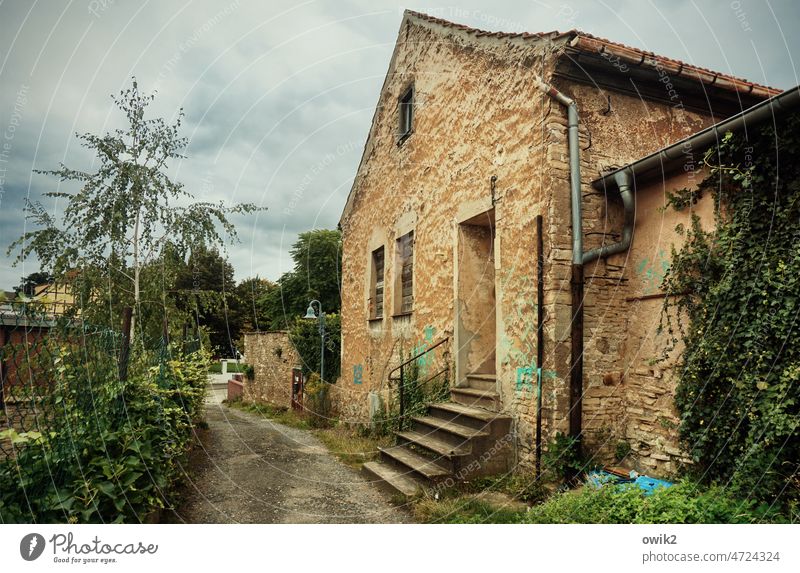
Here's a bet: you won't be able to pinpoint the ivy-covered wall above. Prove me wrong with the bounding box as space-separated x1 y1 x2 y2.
660 114 800 508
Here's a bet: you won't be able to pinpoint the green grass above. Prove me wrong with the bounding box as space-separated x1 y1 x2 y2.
226 400 310 429
224 399 390 467
208 362 248 374
313 425 391 468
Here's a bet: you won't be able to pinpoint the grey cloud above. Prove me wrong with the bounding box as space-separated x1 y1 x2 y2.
0 0 798 290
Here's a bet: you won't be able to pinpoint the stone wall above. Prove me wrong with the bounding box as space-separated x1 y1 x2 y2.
339 13 734 476
340 15 557 428
243 332 302 409
548 81 717 472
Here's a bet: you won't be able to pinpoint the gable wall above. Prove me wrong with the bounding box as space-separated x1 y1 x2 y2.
339 20 556 433
340 16 745 475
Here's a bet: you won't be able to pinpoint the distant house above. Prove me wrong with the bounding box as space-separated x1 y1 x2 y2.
32 281 77 317
335 9 785 489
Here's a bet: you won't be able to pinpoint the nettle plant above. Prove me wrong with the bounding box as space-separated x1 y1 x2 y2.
660 118 800 511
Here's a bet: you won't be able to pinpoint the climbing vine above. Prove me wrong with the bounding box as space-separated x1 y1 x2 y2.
660 117 800 511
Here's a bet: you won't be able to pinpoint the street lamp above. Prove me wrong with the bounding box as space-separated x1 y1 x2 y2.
303 299 325 383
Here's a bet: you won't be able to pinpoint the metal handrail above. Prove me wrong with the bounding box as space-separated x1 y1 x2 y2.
387 337 449 429
387 337 449 381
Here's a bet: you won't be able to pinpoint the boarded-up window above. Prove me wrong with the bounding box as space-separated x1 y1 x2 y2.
370 246 385 319
395 231 414 314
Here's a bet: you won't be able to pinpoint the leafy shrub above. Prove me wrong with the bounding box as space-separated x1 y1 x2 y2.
542 432 585 480
661 120 800 508
304 373 332 428
0 345 209 523
615 440 632 462
524 482 789 524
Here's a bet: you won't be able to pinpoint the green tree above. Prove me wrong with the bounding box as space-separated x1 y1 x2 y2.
15 271 53 297
173 245 238 356
231 276 275 333
9 79 259 338
260 229 341 329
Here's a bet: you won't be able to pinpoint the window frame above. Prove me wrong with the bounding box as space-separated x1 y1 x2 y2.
397 83 414 144
368 245 385 321
393 230 414 316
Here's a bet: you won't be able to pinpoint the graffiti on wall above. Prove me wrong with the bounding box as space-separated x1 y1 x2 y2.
353 363 363 385
635 250 670 295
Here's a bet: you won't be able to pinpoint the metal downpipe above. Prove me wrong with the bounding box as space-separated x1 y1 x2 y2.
583 170 635 265
533 78 585 450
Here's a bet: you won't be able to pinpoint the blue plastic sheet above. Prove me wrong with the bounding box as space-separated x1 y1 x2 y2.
586 470 672 495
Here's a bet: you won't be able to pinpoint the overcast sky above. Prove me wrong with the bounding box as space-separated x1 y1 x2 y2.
0 0 797 290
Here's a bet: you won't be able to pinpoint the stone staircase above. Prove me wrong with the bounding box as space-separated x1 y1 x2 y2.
363 373 512 498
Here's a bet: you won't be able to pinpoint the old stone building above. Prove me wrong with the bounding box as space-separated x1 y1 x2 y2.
337 10 781 485
243 331 303 410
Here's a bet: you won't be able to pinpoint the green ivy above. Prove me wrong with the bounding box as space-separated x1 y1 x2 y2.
0 340 209 523
660 118 800 512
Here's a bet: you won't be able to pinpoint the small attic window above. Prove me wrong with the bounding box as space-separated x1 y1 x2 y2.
398 84 414 143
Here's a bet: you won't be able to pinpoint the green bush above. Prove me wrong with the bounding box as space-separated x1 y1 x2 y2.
661 119 800 508
0 345 209 523
289 314 341 382
542 432 585 480
524 482 789 524
304 373 332 428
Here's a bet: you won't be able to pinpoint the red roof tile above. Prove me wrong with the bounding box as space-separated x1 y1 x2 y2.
406 10 781 99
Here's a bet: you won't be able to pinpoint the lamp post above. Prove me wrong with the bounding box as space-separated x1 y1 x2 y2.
303 299 325 383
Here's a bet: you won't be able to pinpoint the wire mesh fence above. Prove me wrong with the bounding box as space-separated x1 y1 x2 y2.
0 308 208 523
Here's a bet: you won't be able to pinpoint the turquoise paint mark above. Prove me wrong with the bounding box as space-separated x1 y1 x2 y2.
636 250 670 295
423 324 436 343
516 366 535 393
353 364 363 385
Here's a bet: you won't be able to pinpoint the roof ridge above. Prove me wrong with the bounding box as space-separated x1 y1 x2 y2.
403 10 780 97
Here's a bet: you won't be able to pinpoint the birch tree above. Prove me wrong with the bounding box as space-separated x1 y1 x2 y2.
9 79 259 337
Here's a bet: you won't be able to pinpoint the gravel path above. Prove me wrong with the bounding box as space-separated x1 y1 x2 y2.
167 386 411 524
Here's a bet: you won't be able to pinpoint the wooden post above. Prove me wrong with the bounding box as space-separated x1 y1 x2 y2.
119 307 132 382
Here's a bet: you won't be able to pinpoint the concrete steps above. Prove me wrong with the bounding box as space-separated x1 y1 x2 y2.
449 386 500 411
363 461 425 497
362 392 512 498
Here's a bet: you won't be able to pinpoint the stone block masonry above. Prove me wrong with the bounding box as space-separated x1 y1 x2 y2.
243 331 302 410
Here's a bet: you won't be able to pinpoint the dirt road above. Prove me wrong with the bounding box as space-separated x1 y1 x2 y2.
167 386 410 524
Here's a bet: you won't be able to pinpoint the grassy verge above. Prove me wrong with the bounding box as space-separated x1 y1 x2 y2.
208 362 248 374
410 473 549 523
224 399 391 468
226 400 310 430
410 477 793 524
314 425 392 468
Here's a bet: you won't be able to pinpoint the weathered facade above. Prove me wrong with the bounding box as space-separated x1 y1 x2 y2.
243 331 302 410
338 11 780 476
